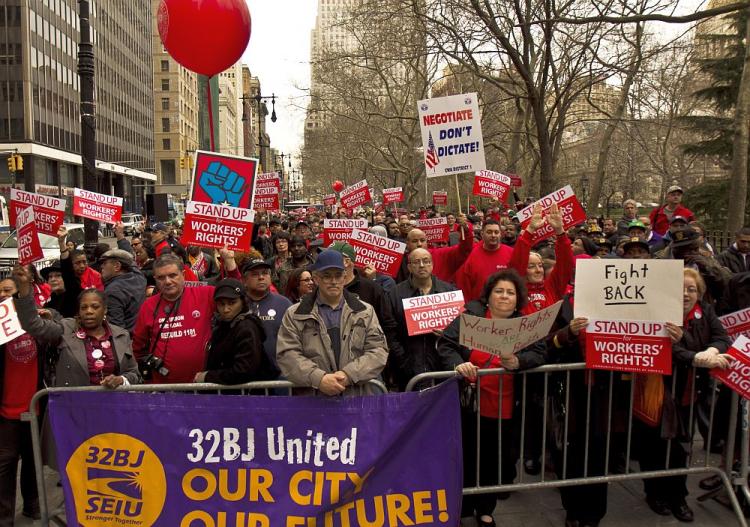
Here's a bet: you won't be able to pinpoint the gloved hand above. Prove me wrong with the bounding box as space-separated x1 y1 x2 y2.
693 347 734 369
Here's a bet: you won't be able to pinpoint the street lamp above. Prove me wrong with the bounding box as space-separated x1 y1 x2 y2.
241 92 277 170
580 175 590 211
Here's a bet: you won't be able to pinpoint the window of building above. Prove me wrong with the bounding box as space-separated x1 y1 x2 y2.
160 159 176 185
161 97 169 110
162 138 171 150
161 117 170 132
161 78 169 91
161 59 169 72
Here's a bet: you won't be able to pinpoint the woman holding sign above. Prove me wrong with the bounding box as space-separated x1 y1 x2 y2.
437 269 547 527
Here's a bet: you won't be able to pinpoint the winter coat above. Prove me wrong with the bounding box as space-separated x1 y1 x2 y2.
103 268 147 331
648 203 695 236
717 244 750 274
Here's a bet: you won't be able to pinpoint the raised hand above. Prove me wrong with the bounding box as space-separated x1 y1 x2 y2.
12 264 32 298
526 204 545 233
547 203 564 235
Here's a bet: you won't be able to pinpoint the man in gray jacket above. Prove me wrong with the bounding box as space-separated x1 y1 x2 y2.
276 249 388 396
99 249 146 331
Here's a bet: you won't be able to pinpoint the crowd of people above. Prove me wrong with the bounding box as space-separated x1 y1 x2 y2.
0 183 748 527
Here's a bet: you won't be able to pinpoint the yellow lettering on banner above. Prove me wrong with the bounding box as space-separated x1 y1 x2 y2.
412 491 433 523
180 511 270 527
290 470 313 505
335 501 355 527
181 468 275 503
386 494 415 526
180 510 213 527
250 469 275 503
328 472 347 504
183 469 216 500
355 496 385 526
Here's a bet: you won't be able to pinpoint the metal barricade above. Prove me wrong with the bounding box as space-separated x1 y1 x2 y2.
20 379 388 527
407 363 748 526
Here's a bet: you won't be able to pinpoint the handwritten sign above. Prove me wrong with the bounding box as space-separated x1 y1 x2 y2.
711 335 750 400
459 301 562 358
516 185 586 244
322 218 368 246
340 180 372 209
433 191 448 207
180 201 255 252
349 229 406 278
415 217 449 244
382 187 404 204
585 320 672 375
418 92 485 178
403 291 465 336
10 188 66 236
720 307 750 342
72 188 123 224
0 297 26 346
473 170 512 202
16 207 43 266
252 172 280 212
574 260 683 324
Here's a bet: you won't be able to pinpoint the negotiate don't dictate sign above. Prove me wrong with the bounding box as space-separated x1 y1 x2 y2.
403 291 465 336
712 335 750 400
349 229 406 278
585 320 672 375
180 201 255 252
72 188 123 224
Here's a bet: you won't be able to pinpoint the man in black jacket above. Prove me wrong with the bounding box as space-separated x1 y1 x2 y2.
99 249 147 331
717 227 750 274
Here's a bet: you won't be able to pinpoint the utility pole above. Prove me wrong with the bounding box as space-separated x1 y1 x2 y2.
78 0 98 258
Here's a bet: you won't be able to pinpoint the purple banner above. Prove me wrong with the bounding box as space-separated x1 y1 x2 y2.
48 381 462 526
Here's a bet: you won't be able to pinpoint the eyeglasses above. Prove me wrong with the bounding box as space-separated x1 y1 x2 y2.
318 272 344 282
300 277 313 282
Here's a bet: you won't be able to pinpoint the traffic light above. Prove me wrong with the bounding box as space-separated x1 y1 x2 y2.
14 155 22 171
188 156 194 169
6 156 16 173
179 157 186 169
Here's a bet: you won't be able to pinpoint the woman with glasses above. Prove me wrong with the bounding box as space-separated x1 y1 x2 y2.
284 267 314 303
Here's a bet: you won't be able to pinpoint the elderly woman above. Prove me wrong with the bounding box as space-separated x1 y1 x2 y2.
437 269 547 527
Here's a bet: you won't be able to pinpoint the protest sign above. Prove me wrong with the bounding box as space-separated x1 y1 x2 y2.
403 291 465 336
507 173 523 187
322 218 368 246
189 150 258 208
473 170 512 202
459 301 562 358
711 335 750 400
0 297 26 346
574 259 683 324
516 185 586 244
16 207 43 266
382 187 404 204
433 191 448 207
72 188 123 224
418 92 485 177
10 188 66 235
323 194 337 207
252 172 281 211
339 180 372 209
585 320 672 375
180 201 255 252
48 380 462 527
349 229 406 277
720 307 750 342
416 217 449 244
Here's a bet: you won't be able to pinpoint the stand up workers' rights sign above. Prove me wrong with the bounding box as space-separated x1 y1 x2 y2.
418 92 485 177
574 259 684 324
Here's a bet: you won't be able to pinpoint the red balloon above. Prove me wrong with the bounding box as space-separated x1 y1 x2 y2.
332 180 345 193
157 0 251 77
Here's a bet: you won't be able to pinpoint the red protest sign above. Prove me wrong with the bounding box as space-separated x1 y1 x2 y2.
720 308 750 342
349 229 406 278
473 170 512 202
403 291 465 336
415 217 449 244
322 219 368 246
585 320 672 375
711 335 750 400
72 188 123 224
10 188 66 236
16 207 43 266
507 173 523 187
323 194 337 207
517 185 586 244
382 187 404 204
253 172 281 212
180 201 255 252
190 150 258 208
340 180 371 209
433 191 448 207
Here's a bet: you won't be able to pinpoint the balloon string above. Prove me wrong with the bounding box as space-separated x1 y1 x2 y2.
207 77 216 151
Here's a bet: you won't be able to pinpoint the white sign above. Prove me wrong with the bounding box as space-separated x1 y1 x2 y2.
0 297 26 346
418 92 485 178
574 259 684 324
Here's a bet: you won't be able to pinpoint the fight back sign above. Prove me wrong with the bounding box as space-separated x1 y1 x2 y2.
473 171 512 202
349 229 406 277
72 188 123 224
432 191 448 207
181 201 255 252
418 92 485 178
10 188 66 235
16 207 43 266
585 320 672 375
253 172 281 211
382 187 404 204
416 217 449 244
340 180 372 209
322 219 368 246
711 335 750 400
516 185 586 244
720 307 750 341
403 291 465 336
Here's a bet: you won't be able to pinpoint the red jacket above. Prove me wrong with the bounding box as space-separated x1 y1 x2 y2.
154 239 171 258
80 267 103 291
510 231 574 314
649 204 695 236
429 223 474 284
455 240 526 302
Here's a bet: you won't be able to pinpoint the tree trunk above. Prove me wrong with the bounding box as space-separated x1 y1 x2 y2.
728 10 750 231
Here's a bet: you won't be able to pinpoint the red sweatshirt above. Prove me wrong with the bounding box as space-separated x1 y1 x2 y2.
510 231 574 314
80 267 103 291
455 241 526 302
430 223 474 284
648 203 695 236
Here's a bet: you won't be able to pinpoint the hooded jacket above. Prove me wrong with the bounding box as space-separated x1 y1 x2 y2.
103 267 147 331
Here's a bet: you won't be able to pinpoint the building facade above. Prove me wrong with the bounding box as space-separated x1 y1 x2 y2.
218 62 243 157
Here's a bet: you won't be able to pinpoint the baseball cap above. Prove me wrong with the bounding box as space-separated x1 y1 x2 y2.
670 215 689 225
241 259 272 274
622 236 650 253
671 227 700 248
627 220 647 231
310 249 345 272
99 249 134 269
328 241 356 262
152 222 169 233
213 278 245 300
666 185 683 194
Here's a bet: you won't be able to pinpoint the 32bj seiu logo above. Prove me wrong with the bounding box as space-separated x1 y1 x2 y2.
66 433 166 526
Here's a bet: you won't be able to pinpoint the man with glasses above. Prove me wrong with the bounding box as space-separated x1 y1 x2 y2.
277 250 388 396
